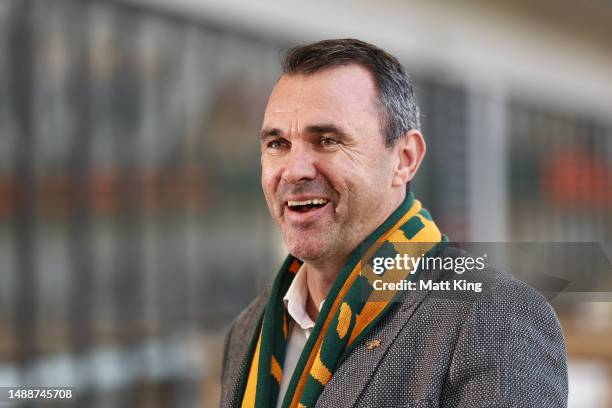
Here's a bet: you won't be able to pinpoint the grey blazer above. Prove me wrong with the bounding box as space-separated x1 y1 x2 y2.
220 247 568 407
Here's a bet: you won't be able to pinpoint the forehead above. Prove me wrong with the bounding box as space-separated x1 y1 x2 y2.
264 64 379 125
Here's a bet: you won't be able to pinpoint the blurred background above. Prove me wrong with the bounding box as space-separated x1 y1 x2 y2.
0 0 611 406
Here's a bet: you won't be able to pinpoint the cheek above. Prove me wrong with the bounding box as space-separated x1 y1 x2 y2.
326 169 361 218
261 162 282 207
343 162 392 204
261 177 275 207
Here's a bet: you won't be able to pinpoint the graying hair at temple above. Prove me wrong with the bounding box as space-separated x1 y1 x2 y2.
281 38 421 147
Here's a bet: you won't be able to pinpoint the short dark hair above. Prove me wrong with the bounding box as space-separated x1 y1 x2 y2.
282 38 420 146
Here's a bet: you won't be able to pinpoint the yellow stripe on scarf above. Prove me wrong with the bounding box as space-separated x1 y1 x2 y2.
271 356 283 384
242 329 263 408
310 349 332 386
336 302 352 339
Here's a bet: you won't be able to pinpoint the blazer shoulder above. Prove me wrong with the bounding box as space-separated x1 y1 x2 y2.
438 248 568 406
446 286 568 406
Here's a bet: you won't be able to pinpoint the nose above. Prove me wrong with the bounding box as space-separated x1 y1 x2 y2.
282 144 317 184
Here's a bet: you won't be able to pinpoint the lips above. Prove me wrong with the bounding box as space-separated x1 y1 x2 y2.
283 197 332 223
287 198 330 212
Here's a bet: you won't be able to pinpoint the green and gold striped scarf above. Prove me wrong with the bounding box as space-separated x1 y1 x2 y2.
238 192 446 408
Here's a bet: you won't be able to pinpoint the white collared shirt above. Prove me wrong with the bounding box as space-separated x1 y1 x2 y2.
276 264 323 408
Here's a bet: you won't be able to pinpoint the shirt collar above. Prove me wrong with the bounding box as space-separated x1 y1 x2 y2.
283 263 323 330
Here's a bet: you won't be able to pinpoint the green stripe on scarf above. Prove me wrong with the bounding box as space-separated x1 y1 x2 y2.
238 192 446 408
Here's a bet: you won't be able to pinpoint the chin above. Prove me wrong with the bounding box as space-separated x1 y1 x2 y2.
285 236 330 262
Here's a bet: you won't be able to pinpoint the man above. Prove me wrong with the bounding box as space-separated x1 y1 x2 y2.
221 39 567 407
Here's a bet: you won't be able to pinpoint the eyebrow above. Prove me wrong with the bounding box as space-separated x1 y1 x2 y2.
259 123 350 140
259 127 282 140
304 124 348 137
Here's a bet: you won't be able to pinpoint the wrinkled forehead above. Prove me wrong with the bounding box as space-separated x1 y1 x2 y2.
263 65 380 125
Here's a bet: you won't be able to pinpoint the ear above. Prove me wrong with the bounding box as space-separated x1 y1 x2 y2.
391 130 426 187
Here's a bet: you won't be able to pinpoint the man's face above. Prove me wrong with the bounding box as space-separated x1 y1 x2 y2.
260 65 402 264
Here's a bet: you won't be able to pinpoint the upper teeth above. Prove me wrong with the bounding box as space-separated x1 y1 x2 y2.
288 198 329 207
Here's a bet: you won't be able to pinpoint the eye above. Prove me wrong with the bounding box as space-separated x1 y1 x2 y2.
319 137 339 147
266 138 289 150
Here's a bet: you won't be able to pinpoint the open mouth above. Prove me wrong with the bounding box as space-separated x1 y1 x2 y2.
286 198 329 213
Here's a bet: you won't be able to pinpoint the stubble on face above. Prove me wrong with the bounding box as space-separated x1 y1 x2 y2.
261 65 401 267
274 175 340 262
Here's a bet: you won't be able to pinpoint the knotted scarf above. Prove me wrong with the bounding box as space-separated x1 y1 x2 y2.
238 192 446 408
